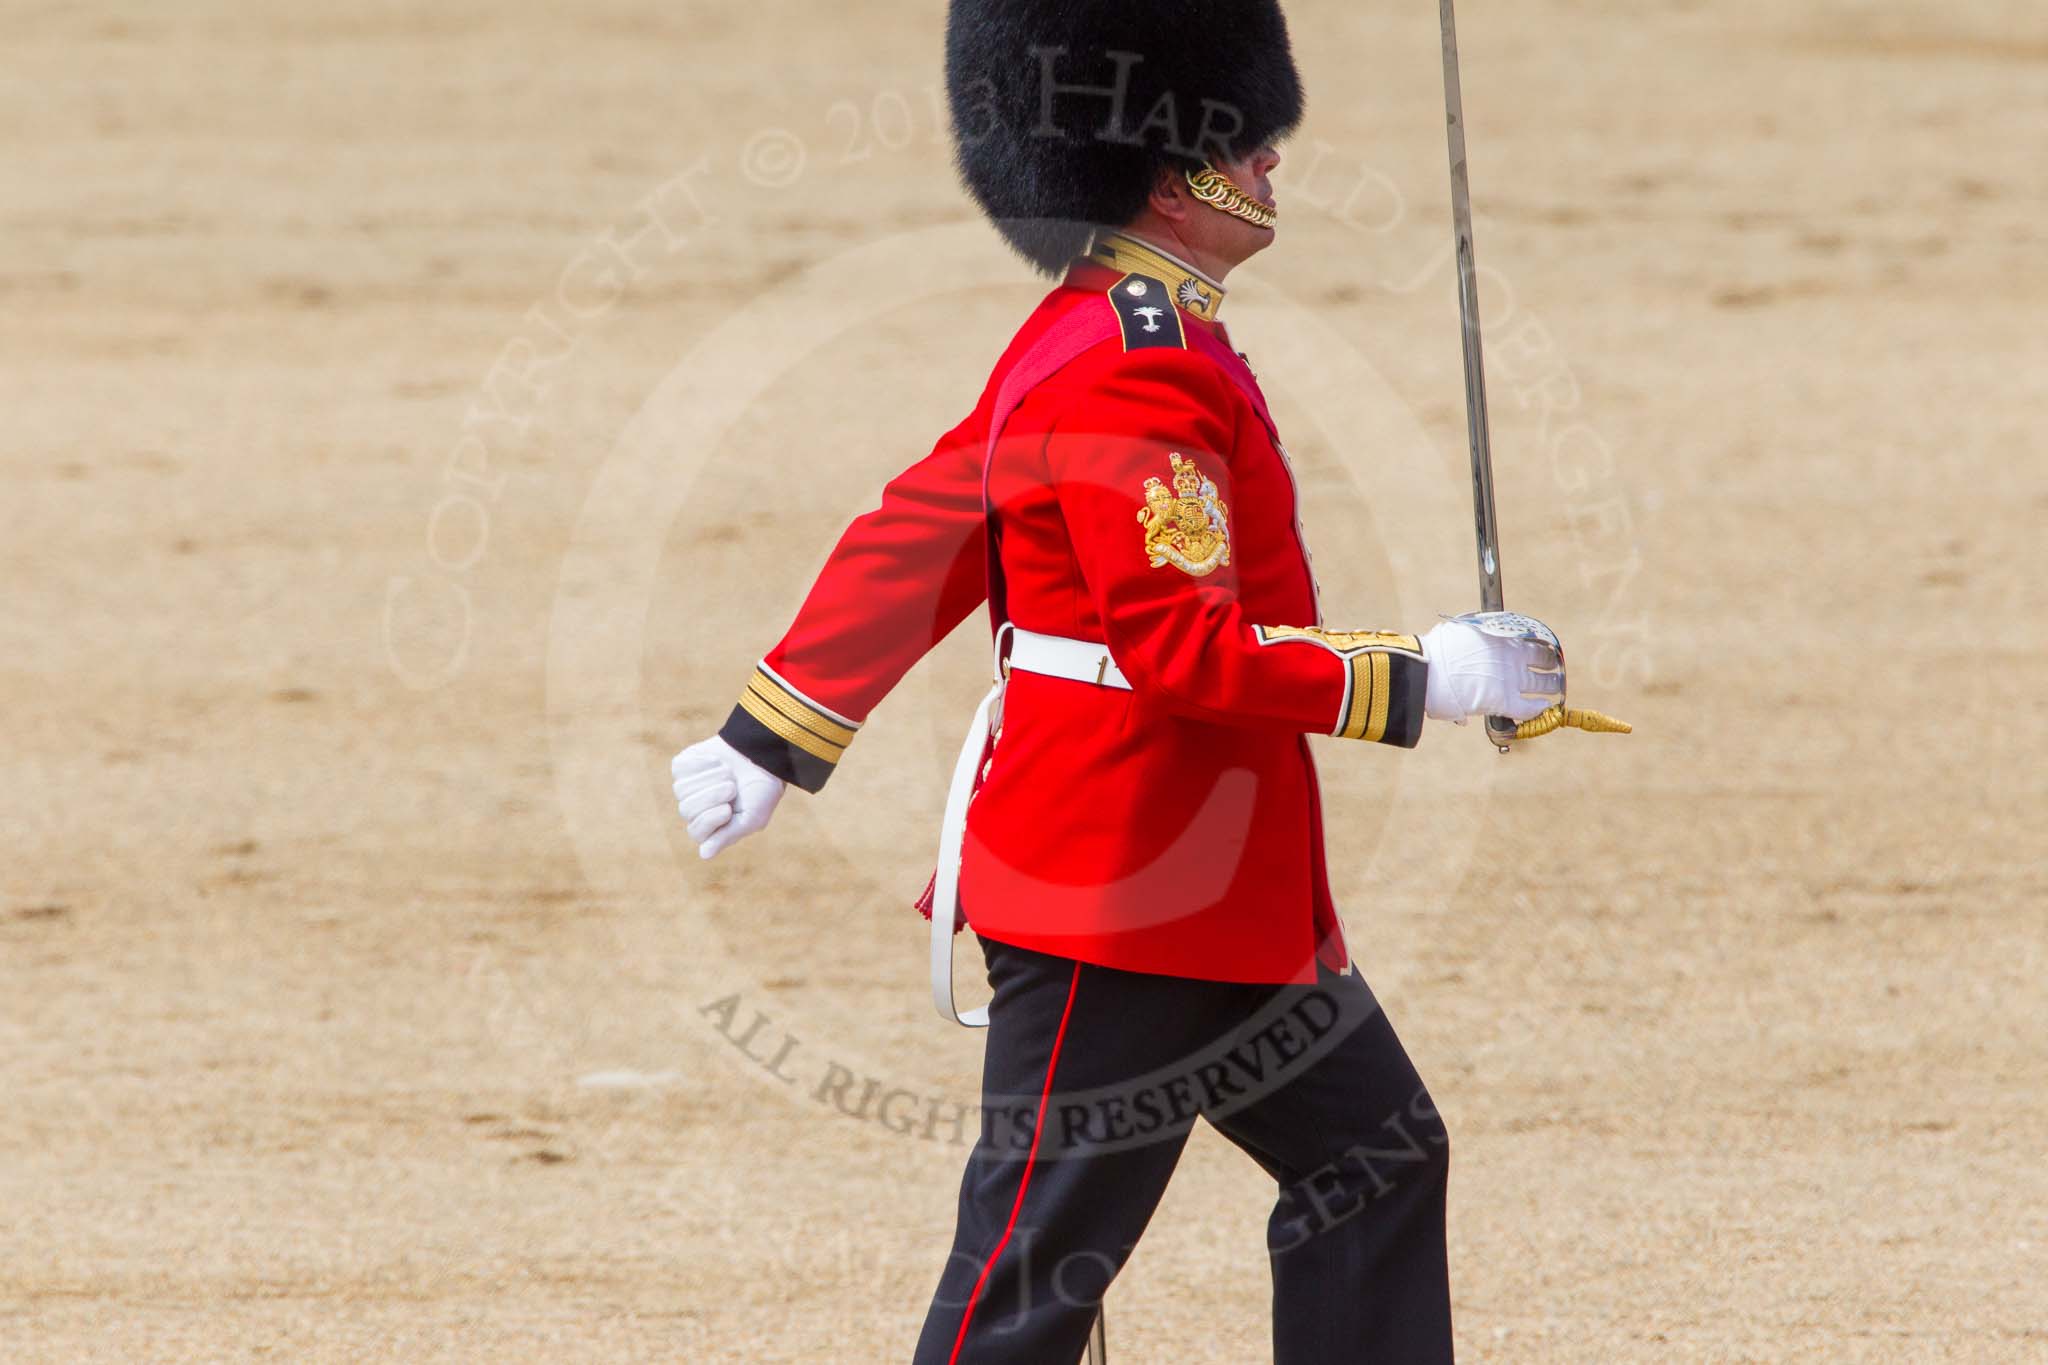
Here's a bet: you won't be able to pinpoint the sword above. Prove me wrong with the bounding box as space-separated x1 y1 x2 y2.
1434 0 1632 752
1436 0 1522 754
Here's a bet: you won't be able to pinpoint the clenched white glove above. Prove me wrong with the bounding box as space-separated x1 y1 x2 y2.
670 736 785 859
1419 618 1564 725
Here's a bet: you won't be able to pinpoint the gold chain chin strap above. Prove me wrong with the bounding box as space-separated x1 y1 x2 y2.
1184 165 1277 229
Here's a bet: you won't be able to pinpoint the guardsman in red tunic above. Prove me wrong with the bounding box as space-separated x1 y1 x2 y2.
669 3 1613 1360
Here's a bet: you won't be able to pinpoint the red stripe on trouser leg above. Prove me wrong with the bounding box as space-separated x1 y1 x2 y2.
946 962 1082 1365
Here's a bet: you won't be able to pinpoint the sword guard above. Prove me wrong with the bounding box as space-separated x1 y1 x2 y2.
1447 612 1565 754
1449 610 1561 654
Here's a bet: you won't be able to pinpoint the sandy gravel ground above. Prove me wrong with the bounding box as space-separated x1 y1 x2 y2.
3 2 2044 1360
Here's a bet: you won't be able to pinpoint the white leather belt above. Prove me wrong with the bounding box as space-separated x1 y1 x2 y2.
930 626 1130 1027
1008 627 1131 690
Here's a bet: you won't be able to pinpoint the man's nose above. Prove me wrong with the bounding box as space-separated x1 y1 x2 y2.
1252 145 1281 178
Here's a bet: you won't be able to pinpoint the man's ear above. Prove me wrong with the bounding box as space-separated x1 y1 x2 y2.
1146 164 1192 223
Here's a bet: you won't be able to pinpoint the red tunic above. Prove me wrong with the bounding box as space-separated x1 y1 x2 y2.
721 243 1429 985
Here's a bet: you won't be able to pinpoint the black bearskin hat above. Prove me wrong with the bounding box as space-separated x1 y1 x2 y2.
946 0 1304 275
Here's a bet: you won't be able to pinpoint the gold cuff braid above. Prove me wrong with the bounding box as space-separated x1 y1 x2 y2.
735 666 856 765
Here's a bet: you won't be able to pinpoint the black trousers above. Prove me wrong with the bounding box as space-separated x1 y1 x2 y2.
912 935 1453 1365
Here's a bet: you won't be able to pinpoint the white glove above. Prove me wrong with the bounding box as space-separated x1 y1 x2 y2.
1419 619 1564 725
670 736 786 859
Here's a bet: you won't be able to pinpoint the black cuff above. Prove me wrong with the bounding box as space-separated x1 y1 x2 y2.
720 665 859 794
1378 655 1427 749
720 705 838 793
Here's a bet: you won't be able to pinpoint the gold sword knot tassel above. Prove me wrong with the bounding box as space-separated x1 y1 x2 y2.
1513 705 1633 741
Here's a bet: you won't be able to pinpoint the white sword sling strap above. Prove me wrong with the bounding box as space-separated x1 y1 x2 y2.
928 627 1130 1027
927 304 1128 1027
925 280 1278 1025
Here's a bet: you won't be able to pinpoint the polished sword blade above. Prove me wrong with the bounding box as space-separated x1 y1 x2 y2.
1438 0 1520 751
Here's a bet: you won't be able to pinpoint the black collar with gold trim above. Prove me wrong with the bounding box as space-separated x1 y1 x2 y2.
1085 231 1226 322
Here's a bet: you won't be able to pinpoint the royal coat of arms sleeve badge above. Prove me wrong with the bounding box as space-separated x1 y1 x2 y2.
1136 452 1231 577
